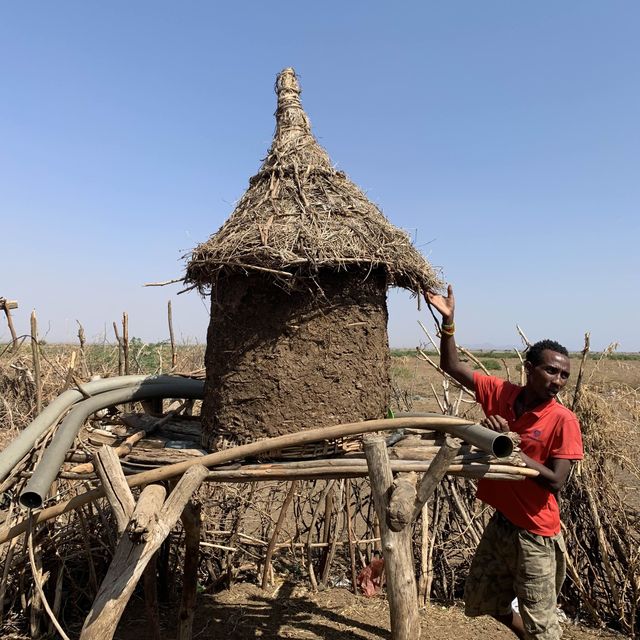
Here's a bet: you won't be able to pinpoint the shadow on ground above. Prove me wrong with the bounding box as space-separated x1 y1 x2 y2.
115 581 623 640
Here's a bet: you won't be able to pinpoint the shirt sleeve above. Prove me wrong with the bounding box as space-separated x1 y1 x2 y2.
472 372 505 416
549 412 584 460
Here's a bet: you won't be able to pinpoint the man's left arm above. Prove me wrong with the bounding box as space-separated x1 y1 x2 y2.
480 414 580 494
518 455 573 494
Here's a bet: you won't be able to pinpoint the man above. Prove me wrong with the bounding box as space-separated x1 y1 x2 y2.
426 284 583 640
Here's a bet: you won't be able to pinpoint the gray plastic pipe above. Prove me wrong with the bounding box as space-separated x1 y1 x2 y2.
0 375 192 484
0 375 198 482
396 412 513 459
20 378 204 509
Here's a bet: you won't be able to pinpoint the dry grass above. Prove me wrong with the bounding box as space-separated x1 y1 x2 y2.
185 68 441 295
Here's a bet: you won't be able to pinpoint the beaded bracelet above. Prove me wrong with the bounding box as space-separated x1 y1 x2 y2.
441 322 455 336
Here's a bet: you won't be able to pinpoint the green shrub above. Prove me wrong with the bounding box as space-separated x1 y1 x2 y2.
474 358 501 371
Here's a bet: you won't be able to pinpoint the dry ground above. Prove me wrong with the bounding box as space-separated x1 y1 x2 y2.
114 582 624 640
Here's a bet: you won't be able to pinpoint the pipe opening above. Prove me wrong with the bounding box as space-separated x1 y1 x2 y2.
20 491 43 510
491 434 513 458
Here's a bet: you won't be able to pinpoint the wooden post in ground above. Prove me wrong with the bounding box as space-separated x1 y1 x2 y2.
113 322 124 376
83 452 208 640
94 446 161 640
364 436 421 640
30 310 42 413
0 298 19 351
262 481 297 589
168 300 177 370
177 500 202 640
122 312 130 375
364 436 462 639
344 479 358 593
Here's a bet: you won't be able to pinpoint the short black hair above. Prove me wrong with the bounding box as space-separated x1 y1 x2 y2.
525 339 569 366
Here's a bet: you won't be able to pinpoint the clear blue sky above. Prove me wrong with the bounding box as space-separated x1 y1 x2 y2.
1 2 638 351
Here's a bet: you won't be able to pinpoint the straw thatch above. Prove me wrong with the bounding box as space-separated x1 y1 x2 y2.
185 67 441 295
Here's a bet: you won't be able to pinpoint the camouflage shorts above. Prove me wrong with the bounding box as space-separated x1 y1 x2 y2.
464 511 567 640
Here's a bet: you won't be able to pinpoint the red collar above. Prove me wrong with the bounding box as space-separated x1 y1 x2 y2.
505 384 557 420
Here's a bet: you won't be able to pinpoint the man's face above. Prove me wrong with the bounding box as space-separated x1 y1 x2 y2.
525 349 571 400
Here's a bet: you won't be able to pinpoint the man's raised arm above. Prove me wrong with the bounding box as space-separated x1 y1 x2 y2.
425 284 476 391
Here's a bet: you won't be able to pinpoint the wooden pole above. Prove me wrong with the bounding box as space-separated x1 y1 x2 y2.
76 320 90 377
262 481 297 589
320 480 343 588
30 311 42 414
572 332 591 411
122 313 130 376
142 554 162 640
80 465 208 640
319 481 335 585
94 446 161 639
344 479 358 594
168 301 177 370
418 500 430 606
364 436 420 640
1 298 19 351
412 438 461 522
177 501 202 640
388 472 418 532
113 322 124 377
94 446 136 535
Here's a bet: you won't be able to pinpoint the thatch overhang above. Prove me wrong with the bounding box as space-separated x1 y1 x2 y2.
186 67 441 296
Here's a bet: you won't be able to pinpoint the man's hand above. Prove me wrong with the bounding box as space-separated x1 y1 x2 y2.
426 284 455 323
425 283 475 391
480 415 510 433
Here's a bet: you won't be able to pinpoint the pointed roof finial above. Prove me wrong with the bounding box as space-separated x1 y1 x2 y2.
268 68 331 168
274 68 311 145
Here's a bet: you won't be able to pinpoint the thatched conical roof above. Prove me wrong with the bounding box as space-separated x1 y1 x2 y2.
186 67 441 295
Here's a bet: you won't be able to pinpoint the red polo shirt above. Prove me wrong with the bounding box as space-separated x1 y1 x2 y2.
473 372 584 536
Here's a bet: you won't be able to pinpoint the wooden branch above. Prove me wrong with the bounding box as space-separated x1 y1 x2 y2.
416 347 476 399
320 480 344 588
144 278 183 287
113 322 123 377
413 437 462 521
456 345 489 375
418 501 430 606
516 324 532 349
1 298 18 350
513 346 526 386
0 298 18 310
30 311 42 413
168 300 177 370
388 472 418 532
572 331 591 411
307 480 335 591
126 485 167 543
262 481 297 589
344 479 358 594
94 446 135 535
28 519 70 640
72 430 146 475
122 313 129 376
143 553 161 640
80 465 208 640
446 478 481 546
364 437 420 640
177 501 201 640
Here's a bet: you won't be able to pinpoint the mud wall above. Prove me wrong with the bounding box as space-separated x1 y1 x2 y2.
201 269 391 450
